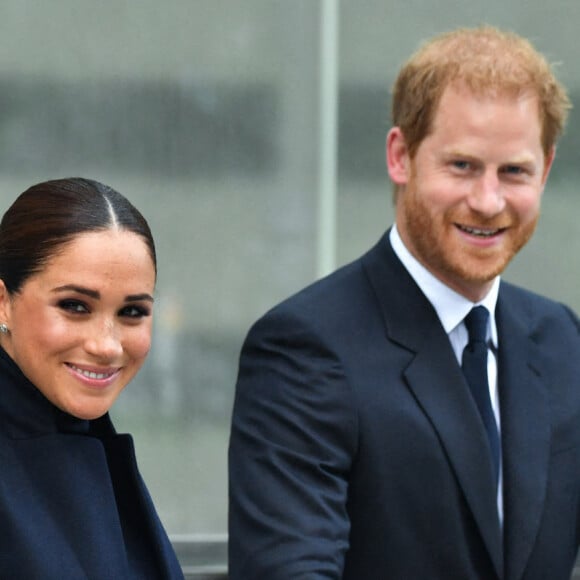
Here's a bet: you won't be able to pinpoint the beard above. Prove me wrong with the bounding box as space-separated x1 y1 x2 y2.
397 176 539 294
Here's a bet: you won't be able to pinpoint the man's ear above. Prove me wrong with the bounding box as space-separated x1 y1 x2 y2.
386 127 411 186
541 145 556 188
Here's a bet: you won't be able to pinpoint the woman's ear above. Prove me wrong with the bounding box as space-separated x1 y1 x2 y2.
0 280 12 328
386 127 410 186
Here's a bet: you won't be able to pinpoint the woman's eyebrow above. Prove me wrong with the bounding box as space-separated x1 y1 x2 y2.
52 284 99 299
126 293 154 303
52 285 154 303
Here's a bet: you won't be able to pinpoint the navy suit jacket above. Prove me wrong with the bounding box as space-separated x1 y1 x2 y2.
0 346 183 579
229 231 580 579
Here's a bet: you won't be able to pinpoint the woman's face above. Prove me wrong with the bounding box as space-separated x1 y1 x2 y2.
0 229 155 420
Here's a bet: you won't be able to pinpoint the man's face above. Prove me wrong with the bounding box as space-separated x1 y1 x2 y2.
387 84 554 302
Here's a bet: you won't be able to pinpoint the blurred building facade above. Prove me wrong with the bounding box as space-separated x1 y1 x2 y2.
0 0 578 543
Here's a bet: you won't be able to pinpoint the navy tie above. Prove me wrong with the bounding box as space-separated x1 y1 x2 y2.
462 306 500 486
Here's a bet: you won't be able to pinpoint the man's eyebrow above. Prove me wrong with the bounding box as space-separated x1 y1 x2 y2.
52 285 154 303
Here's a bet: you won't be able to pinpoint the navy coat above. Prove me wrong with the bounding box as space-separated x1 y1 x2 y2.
0 346 183 579
229 231 580 579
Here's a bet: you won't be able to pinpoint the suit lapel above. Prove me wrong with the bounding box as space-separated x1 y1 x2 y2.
496 292 550 580
362 233 503 576
404 330 503 576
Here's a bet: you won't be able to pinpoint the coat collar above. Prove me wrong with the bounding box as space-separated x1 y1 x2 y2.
0 345 115 438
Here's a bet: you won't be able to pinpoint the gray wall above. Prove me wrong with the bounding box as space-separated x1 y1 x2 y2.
0 0 578 536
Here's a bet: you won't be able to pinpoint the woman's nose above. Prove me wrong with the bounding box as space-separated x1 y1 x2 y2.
84 320 123 359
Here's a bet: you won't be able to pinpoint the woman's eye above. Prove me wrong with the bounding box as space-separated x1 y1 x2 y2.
58 299 89 314
119 304 151 319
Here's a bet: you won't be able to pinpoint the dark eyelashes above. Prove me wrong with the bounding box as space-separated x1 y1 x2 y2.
121 305 152 318
57 299 151 318
58 299 88 313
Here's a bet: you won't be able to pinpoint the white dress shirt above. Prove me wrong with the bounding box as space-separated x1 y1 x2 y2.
389 225 503 524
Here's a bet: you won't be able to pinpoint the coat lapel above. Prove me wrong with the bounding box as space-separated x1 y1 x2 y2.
362 232 503 576
496 291 550 580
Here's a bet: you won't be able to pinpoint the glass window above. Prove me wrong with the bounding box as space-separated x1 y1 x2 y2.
1 1 579 574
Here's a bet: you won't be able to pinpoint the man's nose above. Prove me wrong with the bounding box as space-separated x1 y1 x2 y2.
467 171 506 216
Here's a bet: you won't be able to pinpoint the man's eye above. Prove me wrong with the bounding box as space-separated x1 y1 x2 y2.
58 299 89 314
452 160 470 170
503 165 524 175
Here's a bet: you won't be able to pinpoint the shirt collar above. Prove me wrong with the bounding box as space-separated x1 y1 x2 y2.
390 224 499 347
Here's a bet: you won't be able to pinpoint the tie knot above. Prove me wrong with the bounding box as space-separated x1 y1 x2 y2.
464 306 489 344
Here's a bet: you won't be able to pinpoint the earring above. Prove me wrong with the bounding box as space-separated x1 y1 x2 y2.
0 323 8 334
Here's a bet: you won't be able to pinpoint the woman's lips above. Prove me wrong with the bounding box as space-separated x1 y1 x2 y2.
66 363 121 387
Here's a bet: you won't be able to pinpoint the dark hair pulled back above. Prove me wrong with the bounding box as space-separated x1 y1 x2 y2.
0 177 156 294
